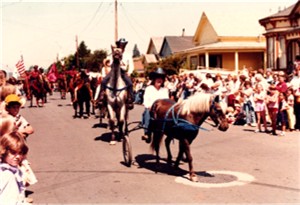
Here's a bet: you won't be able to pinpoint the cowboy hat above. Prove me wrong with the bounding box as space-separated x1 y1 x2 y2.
115 38 128 51
149 67 166 80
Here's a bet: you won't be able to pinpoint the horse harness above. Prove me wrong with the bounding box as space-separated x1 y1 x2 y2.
152 97 219 135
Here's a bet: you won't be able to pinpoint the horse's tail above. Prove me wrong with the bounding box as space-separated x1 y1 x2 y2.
150 100 164 153
150 130 164 154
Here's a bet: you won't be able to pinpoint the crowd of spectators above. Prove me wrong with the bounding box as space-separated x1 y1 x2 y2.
133 65 300 136
1 69 37 204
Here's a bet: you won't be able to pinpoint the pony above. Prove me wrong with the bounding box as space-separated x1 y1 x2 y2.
149 93 229 182
71 73 93 118
104 46 129 145
28 74 48 107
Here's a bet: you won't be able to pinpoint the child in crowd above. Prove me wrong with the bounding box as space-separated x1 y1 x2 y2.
0 113 16 136
266 85 279 136
240 80 256 126
286 88 296 131
0 131 30 204
277 92 289 136
4 94 38 191
5 94 34 139
253 84 268 133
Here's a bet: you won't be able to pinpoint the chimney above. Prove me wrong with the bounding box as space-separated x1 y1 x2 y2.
182 28 185 37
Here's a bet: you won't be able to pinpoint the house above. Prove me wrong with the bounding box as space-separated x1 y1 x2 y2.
259 1 300 71
132 56 144 76
176 12 266 73
159 35 194 58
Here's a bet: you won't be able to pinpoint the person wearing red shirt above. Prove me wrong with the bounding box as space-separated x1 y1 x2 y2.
276 74 287 93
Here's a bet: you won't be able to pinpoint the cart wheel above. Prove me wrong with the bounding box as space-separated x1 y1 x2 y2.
122 135 132 167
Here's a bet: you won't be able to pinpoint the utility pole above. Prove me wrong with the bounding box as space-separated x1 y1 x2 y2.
114 0 118 42
76 35 79 69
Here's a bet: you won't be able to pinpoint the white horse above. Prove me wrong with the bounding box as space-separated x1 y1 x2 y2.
105 46 129 145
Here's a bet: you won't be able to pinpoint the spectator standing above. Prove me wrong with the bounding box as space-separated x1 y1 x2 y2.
266 85 279 136
277 92 289 136
0 132 29 205
253 84 268 133
290 67 300 131
211 73 223 95
276 74 288 93
240 80 256 126
286 88 295 131
265 70 274 84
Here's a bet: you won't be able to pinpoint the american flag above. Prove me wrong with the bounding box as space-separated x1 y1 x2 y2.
16 56 26 77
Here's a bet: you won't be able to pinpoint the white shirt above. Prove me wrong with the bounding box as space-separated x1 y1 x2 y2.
0 163 26 205
143 85 169 109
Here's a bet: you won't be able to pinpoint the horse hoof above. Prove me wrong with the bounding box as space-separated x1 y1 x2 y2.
190 175 199 182
109 141 116 145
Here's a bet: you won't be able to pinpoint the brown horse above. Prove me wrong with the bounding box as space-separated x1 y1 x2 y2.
149 93 229 182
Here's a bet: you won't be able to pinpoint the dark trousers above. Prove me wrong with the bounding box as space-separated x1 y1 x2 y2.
78 99 90 117
294 100 300 130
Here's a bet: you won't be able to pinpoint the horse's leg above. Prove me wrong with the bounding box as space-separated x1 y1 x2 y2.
174 140 185 169
165 135 173 165
30 94 33 107
107 105 116 145
182 139 198 182
152 131 162 165
109 119 116 145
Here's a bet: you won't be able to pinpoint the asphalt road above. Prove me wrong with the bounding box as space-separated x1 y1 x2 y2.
22 92 300 204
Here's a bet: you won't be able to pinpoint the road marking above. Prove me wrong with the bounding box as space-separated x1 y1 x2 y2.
175 170 255 188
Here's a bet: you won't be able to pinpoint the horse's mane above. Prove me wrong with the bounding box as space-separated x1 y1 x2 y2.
178 92 212 115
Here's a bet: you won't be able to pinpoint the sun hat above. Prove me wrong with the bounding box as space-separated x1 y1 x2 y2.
5 94 22 106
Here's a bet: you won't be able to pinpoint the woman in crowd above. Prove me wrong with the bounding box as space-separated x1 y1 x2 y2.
253 84 268 133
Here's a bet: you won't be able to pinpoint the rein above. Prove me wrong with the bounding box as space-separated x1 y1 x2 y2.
160 103 210 133
104 84 128 92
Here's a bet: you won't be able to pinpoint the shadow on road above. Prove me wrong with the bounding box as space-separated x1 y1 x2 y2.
133 154 215 179
92 122 108 129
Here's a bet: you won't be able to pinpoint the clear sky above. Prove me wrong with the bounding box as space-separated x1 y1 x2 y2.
1 0 297 73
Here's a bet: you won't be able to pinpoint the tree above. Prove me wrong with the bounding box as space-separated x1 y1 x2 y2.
144 55 185 77
84 49 108 72
159 55 185 75
76 41 91 69
132 44 141 58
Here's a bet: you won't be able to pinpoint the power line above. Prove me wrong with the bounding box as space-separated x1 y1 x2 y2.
120 3 149 43
81 2 103 33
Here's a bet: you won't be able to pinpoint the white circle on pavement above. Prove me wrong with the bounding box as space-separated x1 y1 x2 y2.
175 170 255 188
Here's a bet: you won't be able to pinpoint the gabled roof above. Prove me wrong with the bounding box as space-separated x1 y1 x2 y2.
195 11 265 38
144 54 158 64
259 1 299 24
146 37 164 54
159 36 194 57
163 36 194 53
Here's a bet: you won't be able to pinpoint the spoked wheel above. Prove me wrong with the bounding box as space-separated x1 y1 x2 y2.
122 135 132 167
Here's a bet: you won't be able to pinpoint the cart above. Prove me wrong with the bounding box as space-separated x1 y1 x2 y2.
122 121 145 167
